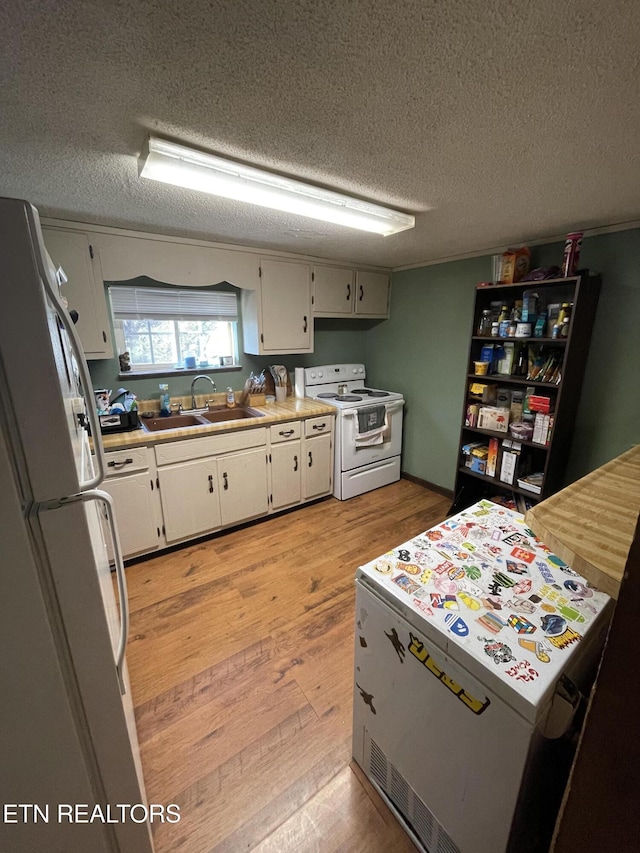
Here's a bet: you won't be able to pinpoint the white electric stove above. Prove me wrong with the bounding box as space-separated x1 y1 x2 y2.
302 364 405 500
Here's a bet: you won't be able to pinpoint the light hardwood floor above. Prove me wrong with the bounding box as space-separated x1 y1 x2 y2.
126 479 450 852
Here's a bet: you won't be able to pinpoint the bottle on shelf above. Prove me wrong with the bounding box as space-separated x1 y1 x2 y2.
514 345 528 377
478 310 492 336
498 304 510 337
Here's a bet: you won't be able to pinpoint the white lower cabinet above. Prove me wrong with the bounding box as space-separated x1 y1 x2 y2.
303 433 332 500
105 416 334 558
158 458 221 543
218 448 268 526
270 441 302 510
102 447 163 559
101 472 162 559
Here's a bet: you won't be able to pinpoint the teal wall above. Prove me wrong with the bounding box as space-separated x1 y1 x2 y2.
88 229 639 488
366 228 640 491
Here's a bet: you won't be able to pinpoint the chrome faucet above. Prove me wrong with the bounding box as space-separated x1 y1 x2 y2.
190 375 217 410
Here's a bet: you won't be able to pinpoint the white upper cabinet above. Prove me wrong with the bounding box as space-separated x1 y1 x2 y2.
312 265 390 319
354 270 390 317
42 228 114 359
242 258 313 354
312 265 355 316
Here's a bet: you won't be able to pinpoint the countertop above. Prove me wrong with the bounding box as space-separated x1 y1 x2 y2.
525 445 640 599
98 396 336 451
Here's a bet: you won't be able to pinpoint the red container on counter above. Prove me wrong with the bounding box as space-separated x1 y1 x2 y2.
562 231 583 277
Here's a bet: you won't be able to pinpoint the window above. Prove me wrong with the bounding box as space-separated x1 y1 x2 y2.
109 285 239 372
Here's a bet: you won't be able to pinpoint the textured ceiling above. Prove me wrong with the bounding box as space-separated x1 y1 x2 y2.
1 0 639 268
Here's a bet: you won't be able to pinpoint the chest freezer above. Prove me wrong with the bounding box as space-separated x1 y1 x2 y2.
352 499 612 853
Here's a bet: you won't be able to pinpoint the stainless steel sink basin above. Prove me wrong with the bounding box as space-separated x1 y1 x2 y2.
142 414 206 431
198 406 265 424
141 406 264 431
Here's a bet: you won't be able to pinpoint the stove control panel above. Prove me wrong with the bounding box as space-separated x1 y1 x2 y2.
306 363 365 385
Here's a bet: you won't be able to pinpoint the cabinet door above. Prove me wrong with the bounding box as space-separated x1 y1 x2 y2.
271 441 302 510
158 458 221 542
101 472 161 559
303 434 332 500
41 228 114 359
312 265 354 316
260 258 312 351
355 270 390 317
218 448 268 526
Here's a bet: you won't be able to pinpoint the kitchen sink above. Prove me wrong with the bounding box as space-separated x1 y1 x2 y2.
142 414 206 431
141 406 264 432
198 406 265 424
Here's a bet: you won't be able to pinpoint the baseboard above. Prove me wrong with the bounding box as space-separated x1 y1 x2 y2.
401 471 454 499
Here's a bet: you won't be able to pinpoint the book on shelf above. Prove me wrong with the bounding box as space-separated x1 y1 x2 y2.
517 472 544 494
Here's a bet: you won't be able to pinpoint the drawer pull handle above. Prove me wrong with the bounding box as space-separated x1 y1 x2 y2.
107 458 133 468
308 451 313 467
359 284 363 301
303 315 308 333
312 423 326 431
294 454 298 472
208 474 214 494
223 472 229 490
279 429 294 437
346 283 351 301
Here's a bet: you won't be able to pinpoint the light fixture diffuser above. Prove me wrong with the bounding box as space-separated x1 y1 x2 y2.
139 136 415 236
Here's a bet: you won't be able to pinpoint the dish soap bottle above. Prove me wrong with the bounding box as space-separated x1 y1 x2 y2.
159 383 171 417
226 387 235 408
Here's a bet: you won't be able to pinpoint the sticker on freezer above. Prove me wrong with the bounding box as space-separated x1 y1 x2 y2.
408 633 490 715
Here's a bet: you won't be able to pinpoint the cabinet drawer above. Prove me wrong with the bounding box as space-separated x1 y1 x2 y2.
155 427 267 466
104 446 150 476
304 416 332 437
269 421 301 443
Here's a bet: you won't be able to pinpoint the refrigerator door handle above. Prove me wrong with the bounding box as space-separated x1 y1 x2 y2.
26 207 107 489
60 489 129 694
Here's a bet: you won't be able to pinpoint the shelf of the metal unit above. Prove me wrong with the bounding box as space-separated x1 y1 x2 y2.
457 466 543 500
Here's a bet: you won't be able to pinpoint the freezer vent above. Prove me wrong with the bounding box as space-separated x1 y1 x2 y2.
412 796 435 848
390 764 409 815
365 732 460 853
369 738 388 790
437 831 460 853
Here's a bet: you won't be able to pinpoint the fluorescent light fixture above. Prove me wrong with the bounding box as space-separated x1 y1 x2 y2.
139 136 415 236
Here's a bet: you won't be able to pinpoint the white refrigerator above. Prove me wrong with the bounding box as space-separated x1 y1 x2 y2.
0 198 154 852
352 499 612 853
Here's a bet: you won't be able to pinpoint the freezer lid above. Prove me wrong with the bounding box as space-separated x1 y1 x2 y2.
356 499 612 724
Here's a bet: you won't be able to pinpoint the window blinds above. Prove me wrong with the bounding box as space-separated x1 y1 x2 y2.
109 285 238 322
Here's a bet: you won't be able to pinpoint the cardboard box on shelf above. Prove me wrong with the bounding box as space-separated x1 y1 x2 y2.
510 389 525 423
478 406 510 433
499 439 522 485
497 342 515 375
529 395 554 414
496 387 512 409
462 441 486 465
487 437 499 478
465 404 479 427
533 413 551 445
469 383 497 404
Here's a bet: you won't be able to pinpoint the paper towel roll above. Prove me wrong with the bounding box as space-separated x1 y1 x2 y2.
294 367 305 398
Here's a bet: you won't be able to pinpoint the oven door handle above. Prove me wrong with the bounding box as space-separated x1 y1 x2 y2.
343 401 404 416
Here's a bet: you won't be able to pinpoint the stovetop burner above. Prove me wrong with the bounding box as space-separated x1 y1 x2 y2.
352 388 389 397
335 395 362 402
317 392 338 398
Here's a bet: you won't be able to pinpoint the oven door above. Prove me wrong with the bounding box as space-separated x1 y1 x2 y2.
340 400 403 471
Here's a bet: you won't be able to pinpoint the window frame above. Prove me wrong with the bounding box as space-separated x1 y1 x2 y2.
108 283 240 374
